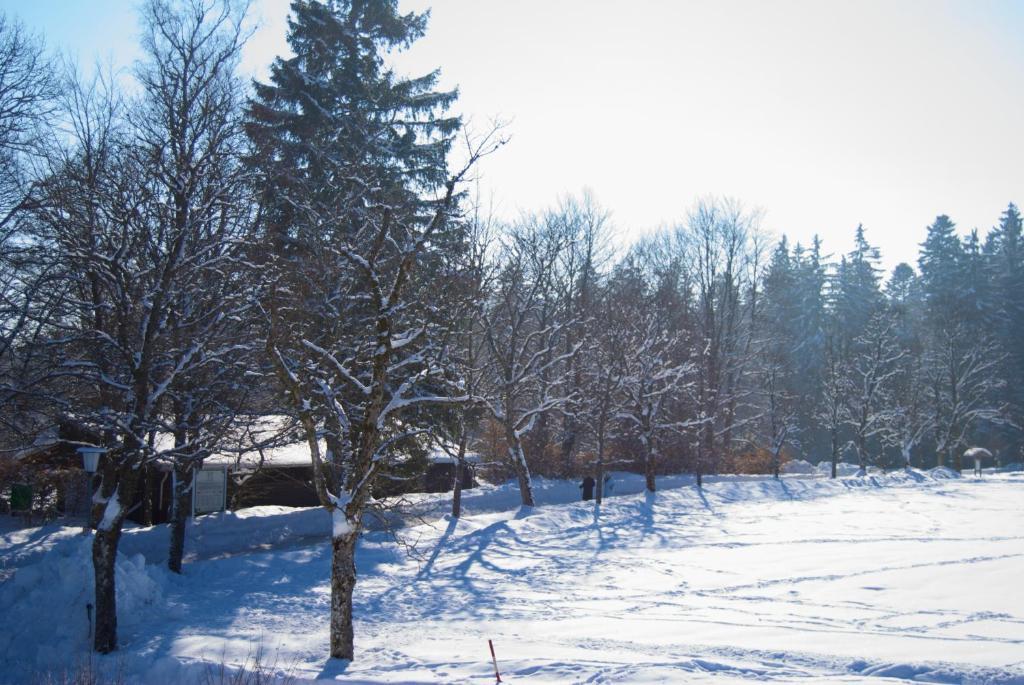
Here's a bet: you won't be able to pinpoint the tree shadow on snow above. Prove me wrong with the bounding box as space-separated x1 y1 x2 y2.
416 516 459 580
642 491 656 535
695 485 717 512
317 658 350 679
363 518 534 621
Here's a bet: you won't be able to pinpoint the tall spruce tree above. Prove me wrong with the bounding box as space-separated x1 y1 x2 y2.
246 0 459 253
788 237 828 458
960 229 989 328
832 224 883 353
983 203 1024 457
918 215 965 329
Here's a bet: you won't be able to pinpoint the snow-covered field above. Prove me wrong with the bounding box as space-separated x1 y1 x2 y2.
2 469 1023 684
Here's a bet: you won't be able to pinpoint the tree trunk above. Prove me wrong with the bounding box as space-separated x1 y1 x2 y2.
643 425 657 493
451 431 467 518
92 526 120 653
505 429 535 507
830 429 839 479
644 449 656 493
559 415 577 478
168 462 194 574
699 419 715 487
595 435 605 505
85 474 100 530
330 532 359 660
140 465 153 527
92 475 132 654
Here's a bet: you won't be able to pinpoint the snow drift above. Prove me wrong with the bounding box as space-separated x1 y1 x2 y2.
0 536 168 673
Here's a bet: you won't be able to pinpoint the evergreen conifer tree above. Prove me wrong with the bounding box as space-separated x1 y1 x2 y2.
832 224 883 354
983 204 1024 454
790 237 828 456
918 215 965 329
246 0 460 253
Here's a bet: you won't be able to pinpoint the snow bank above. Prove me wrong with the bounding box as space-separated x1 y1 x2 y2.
162 505 330 559
815 461 861 476
2 467 963 574
0 536 168 679
2 468 1018 684
782 459 817 474
928 466 962 479
848 658 1024 684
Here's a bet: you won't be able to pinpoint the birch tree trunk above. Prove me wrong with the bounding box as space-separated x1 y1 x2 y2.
505 427 535 506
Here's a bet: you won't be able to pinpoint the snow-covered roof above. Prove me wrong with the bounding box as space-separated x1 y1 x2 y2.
427 447 482 465
155 415 316 470
11 425 61 461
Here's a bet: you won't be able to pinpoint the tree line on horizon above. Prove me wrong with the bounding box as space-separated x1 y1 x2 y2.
0 0 1019 663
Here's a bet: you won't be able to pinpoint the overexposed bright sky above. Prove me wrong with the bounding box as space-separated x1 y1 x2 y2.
7 0 1024 273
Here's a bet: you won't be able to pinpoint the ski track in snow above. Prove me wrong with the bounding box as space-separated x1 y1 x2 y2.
2 471 1023 683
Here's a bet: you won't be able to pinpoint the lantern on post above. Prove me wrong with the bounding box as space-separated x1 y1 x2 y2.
77 446 105 533
78 446 105 474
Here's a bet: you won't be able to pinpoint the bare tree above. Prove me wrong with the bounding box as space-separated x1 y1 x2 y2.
925 325 1008 469
23 0 253 652
842 312 904 475
883 350 931 469
133 0 254 574
759 357 797 479
0 13 56 229
817 332 846 478
0 13 59 452
601 258 692 492
479 218 579 506
678 198 764 483
266 128 500 659
434 210 493 518
581 284 625 503
617 316 690 493
548 193 613 476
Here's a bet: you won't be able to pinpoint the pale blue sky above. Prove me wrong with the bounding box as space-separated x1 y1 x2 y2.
5 0 1024 271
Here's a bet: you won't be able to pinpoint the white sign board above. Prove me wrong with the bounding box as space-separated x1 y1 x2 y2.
193 468 227 515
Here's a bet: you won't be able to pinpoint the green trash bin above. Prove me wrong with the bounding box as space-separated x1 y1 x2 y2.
10 483 31 512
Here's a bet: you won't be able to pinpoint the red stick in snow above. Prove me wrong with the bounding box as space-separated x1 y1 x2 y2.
488 639 503 682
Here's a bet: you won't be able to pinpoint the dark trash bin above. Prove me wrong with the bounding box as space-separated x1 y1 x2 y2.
580 476 595 501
